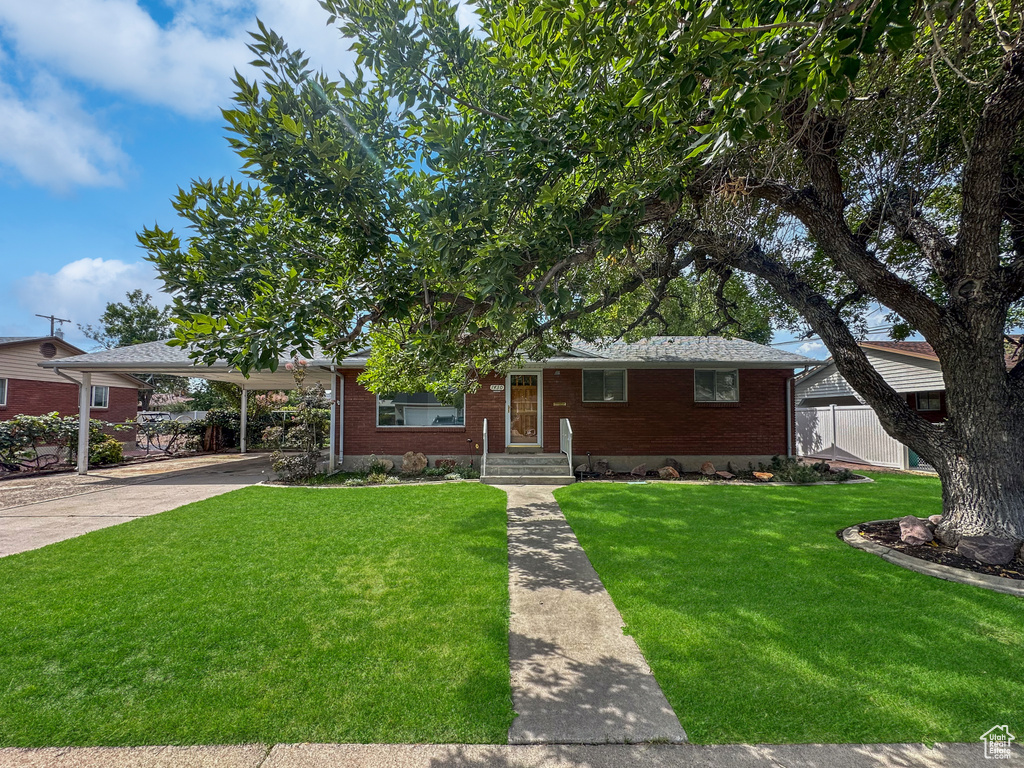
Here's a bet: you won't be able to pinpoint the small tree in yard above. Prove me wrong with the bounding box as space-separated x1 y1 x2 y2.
142 3 1024 548
270 359 329 482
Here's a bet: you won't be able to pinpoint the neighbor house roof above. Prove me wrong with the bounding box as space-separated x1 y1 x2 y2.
3 335 148 388
858 340 938 360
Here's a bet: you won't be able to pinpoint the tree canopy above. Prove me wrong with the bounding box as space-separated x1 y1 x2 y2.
143 1 1024 537
80 289 172 350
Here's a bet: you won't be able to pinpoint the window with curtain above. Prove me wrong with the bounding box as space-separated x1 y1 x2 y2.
377 392 465 426
694 370 739 402
90 385 110 409
582 370 626 402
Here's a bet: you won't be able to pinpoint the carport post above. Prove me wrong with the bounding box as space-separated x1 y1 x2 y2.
240 387 248 455
77 372 91 475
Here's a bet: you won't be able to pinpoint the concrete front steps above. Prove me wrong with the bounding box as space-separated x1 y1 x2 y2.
481 453 574 485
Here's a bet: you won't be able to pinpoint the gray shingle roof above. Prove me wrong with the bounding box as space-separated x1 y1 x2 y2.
41 336 811 374
557 336 813 365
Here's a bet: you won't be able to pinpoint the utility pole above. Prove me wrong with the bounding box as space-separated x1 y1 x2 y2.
35 313 70 338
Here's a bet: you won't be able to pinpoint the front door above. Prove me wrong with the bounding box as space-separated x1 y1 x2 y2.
507 373 541 445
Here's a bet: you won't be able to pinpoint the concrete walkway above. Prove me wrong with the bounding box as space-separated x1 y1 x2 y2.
0 455 271 557
0 742 989 767
501 485 687 745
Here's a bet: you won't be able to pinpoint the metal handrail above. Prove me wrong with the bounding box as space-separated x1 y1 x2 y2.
559 418 573 476
482 418 488 478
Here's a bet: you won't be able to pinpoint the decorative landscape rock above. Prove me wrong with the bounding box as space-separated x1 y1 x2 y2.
715 471 735 480
575 463 590 474
658 466 680 479
956 535 1019 565
630 463 647 477
594 459 611 474
928 514 943 526
700 461 716 476
752 471 773 482
367 455 394 472
663 458 682 473
898 515 934 546
401 451 428 474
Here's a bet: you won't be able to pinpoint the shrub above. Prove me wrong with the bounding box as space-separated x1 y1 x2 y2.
423 467 447 477
343 478 367 487
89 437 124 466
383 476 401 485
435 458 457 471
367 471 388 484
444 472 462 481
271 452 321 483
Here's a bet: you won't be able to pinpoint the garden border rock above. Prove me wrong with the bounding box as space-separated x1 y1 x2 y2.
580 474 873 487
842 521 1024 597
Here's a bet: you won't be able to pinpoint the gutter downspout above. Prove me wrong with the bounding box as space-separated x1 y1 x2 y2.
786 374 795 459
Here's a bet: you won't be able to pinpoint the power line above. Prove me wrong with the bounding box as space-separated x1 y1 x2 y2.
35 313 71 338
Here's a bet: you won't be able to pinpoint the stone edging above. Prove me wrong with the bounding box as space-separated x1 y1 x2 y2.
841 521 1024 597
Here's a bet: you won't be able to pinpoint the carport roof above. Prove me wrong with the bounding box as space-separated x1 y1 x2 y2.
39 340 337 390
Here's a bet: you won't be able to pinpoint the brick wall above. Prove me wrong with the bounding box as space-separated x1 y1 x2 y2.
541 368 790 456
0 378 138 437
338 369 506 459
338 367 793 457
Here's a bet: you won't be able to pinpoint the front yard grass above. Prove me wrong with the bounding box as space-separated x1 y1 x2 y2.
0 484 513 747
555 473 1024 744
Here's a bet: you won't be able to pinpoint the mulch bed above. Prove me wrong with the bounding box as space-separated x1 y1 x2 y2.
853 519 1024 581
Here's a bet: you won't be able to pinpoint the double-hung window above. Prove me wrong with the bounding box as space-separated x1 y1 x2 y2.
582 370 626 402
694 370 739 402
377 392 465 426
916 391 941 411
91 385 110 409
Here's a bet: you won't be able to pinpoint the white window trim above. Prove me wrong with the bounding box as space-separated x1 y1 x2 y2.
91 385 110 409
581 369 628 403
0 378 7 407
694 369 740 402
375 392 466 428
916 391 941 411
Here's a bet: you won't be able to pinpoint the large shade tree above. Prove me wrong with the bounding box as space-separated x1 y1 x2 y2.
143 1 1024 545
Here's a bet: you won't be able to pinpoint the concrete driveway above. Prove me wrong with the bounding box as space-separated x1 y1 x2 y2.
0 454 271 557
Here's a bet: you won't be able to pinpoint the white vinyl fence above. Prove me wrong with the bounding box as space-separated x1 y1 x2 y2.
795 405 908 469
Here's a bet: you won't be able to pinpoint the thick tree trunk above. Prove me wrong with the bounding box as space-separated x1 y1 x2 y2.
932 433 1024 545
922 327 1024 545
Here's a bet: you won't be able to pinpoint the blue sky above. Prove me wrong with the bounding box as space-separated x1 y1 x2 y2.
0 0 833 357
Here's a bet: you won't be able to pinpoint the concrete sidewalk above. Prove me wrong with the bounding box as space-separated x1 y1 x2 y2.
0 455 271 557
0 742 990 768
501 485 687 745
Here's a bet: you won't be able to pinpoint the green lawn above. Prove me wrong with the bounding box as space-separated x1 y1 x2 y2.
555 474 1024 745
0 484 513 747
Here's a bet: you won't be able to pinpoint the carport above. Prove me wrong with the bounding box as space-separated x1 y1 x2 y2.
39 340 343 475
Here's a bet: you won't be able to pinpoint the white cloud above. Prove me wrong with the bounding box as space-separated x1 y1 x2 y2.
0 72 128 191
797 341 827 358
0 0 355 119
16 258 169 339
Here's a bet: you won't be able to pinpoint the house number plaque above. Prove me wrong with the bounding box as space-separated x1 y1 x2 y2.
490 384 505 391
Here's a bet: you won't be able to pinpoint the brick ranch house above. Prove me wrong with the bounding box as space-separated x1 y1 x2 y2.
0 336 142 429
43 336 811 481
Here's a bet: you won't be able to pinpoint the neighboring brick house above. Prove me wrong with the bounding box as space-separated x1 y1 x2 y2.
0 337 143 429
43 336 812 480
